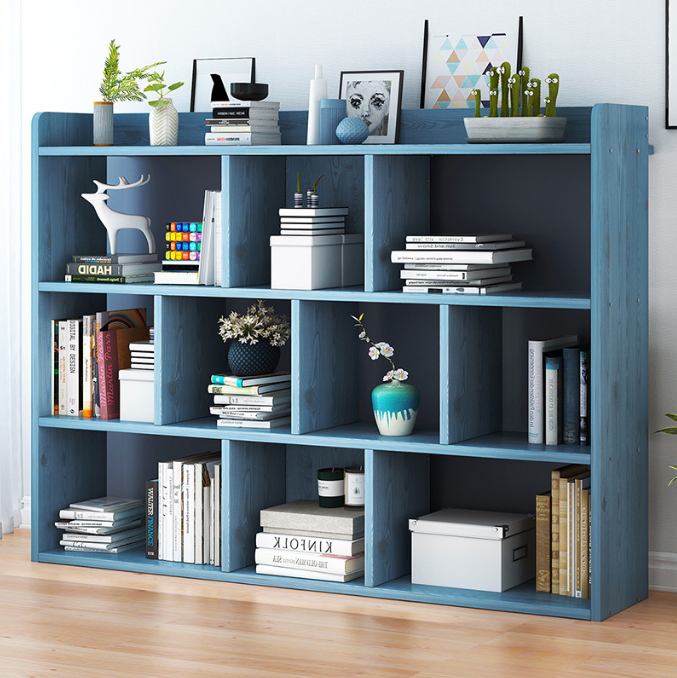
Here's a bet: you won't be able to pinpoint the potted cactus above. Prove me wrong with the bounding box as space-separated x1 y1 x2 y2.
464 64 566 143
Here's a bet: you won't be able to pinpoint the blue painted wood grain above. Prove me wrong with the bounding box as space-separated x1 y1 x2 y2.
441 305 502 444
365 449 430 587
366 156 430 292
293 300 359 434
223 440 286 572
224 156 286 287
590 104 649 621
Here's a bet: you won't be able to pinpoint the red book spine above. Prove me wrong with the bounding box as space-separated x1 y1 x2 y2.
97 330 120 420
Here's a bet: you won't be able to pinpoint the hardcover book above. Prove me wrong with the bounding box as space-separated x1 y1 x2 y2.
260 501 364 539
254 548 365 575
69 497 143 512
255 564 363 583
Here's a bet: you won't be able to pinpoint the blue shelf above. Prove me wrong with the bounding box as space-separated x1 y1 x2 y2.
39 282 591 309
38 547 590 619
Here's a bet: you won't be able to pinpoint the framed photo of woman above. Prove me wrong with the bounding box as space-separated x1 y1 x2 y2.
339 70 404 144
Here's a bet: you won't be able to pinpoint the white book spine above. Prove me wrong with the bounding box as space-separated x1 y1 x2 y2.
194 464 203 565
183 464 195 563
214 464 221 567
82 316 92 417
202 484 210 566
166 465 174 561
173 461 183 562
545 362 559 445
58 321 68 415
66 319 80 416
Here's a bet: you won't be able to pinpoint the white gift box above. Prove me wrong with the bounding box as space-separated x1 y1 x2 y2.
270 234 343 290
119 368 154 423
409 508 536 592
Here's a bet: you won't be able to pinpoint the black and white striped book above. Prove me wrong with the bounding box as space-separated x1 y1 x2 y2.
400 267 511 281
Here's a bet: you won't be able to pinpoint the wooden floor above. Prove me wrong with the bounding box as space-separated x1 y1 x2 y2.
2 531 676 678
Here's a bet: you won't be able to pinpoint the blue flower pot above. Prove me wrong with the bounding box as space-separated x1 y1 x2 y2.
371 381 420 436
227 339 281 377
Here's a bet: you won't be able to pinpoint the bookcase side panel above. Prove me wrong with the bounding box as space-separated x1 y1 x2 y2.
293 300 359 434
224 156 285 287
156 296 225 425
442 305 502 444
366 156 430 293
33 428 106 560
590 103 649 621
223 440 286 572
365 449 430 587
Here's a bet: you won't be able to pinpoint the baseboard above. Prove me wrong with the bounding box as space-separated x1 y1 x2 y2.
649 551 677 592
19 496 30 529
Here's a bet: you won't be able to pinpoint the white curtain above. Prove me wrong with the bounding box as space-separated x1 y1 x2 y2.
0 0 23 535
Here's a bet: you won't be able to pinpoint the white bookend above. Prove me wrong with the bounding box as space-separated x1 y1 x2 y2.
527 336 578 445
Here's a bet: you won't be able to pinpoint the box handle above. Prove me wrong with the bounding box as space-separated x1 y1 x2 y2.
512 545 528 562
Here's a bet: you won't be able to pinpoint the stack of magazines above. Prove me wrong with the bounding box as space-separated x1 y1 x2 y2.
391 234 533 295
55 497 145 554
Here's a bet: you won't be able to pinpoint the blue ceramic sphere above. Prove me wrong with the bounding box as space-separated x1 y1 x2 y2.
336 117 370 145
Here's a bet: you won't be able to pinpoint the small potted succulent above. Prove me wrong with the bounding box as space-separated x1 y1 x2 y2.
144 69 184 146
352 313 419 436
464 64 566 143
95 40 163 146
218 301 290 376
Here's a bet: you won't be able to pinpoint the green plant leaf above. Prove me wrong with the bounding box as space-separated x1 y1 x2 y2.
669 476 677 486
665 413 677 422
149 99 169 107
167 82 184 91
669 465 677 471
144 83 164 92
655 427 677 434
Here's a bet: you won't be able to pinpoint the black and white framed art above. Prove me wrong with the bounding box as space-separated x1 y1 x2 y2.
190 57 255 112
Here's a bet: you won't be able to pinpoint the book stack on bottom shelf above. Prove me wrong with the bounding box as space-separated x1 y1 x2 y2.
153 453 221 564
255 500 365 582
390 234 533 295
56 497 145 554
535 464 591 599
210 372 291 429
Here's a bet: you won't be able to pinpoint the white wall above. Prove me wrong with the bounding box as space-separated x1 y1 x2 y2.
20 0 677 582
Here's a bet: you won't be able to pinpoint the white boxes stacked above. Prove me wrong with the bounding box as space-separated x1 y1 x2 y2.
271 207 364 290
120 339 155 423
409 508 536 592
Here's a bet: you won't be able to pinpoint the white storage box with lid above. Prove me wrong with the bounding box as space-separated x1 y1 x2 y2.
271 234 342 290
409 508 536 592
341 234 364 287
119 368 154 423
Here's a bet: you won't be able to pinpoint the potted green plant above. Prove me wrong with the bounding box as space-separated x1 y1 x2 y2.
144 70 184 146
351 314 419 436
95 40 163 146
218 301 291 377
655 414 677 485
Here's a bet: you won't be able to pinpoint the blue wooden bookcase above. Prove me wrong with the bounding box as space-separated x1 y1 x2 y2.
31 104 649 621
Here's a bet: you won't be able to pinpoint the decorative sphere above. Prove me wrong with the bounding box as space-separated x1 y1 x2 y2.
336 117 370 145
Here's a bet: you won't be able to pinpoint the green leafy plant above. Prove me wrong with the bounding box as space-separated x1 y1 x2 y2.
655 413 677 485
99 39 164 103
143 69 184 108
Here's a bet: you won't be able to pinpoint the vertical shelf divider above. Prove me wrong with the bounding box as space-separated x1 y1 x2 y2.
365 155 430 293
222 439 286 573
440 305 502 445
365 449 430 588
223 155 285 288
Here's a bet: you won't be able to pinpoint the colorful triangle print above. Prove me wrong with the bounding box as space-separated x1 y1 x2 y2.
431 75 451 88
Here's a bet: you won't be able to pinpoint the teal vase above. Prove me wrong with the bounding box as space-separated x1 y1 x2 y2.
371 381 420 436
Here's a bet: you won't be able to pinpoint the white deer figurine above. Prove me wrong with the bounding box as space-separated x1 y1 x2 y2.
81 175 155 255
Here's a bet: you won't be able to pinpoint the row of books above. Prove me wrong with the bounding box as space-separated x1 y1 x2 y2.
55 497 145 554
149 453 222 564
528 336 589 446
210 372 292 429
205 100 281 146
255 500 365 582
52 307 150 420
535 464 591 598
391 233 533 295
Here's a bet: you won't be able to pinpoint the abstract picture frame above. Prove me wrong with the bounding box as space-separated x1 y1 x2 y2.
339 70 404 144
190 57 256 112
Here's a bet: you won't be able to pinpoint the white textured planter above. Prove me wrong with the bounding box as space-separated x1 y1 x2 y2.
149 98 178 146
464 116 567 143
93 101 114 146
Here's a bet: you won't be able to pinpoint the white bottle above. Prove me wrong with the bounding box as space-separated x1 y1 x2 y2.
306 64 327 145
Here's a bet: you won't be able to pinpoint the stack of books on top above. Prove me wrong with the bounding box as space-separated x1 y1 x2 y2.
255 500 365 583
65 253 160 284
278 206 348 237
391 234 533 295
535 464 591 599
55 497 145 554
205 101 280 146
129 339 154 371
210 372 291 429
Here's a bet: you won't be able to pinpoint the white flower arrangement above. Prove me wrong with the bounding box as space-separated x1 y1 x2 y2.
351 313 409 382
218 300 290 347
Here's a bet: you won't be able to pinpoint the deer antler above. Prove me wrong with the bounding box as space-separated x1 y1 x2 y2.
92 175 151 192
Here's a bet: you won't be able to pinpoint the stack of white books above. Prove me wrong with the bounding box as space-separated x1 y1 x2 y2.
255 500 365 583
55 497 145 554
278 207 348 237
210 372 292 429
205 101 280 146
129 339 154 371
391 234 533 295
